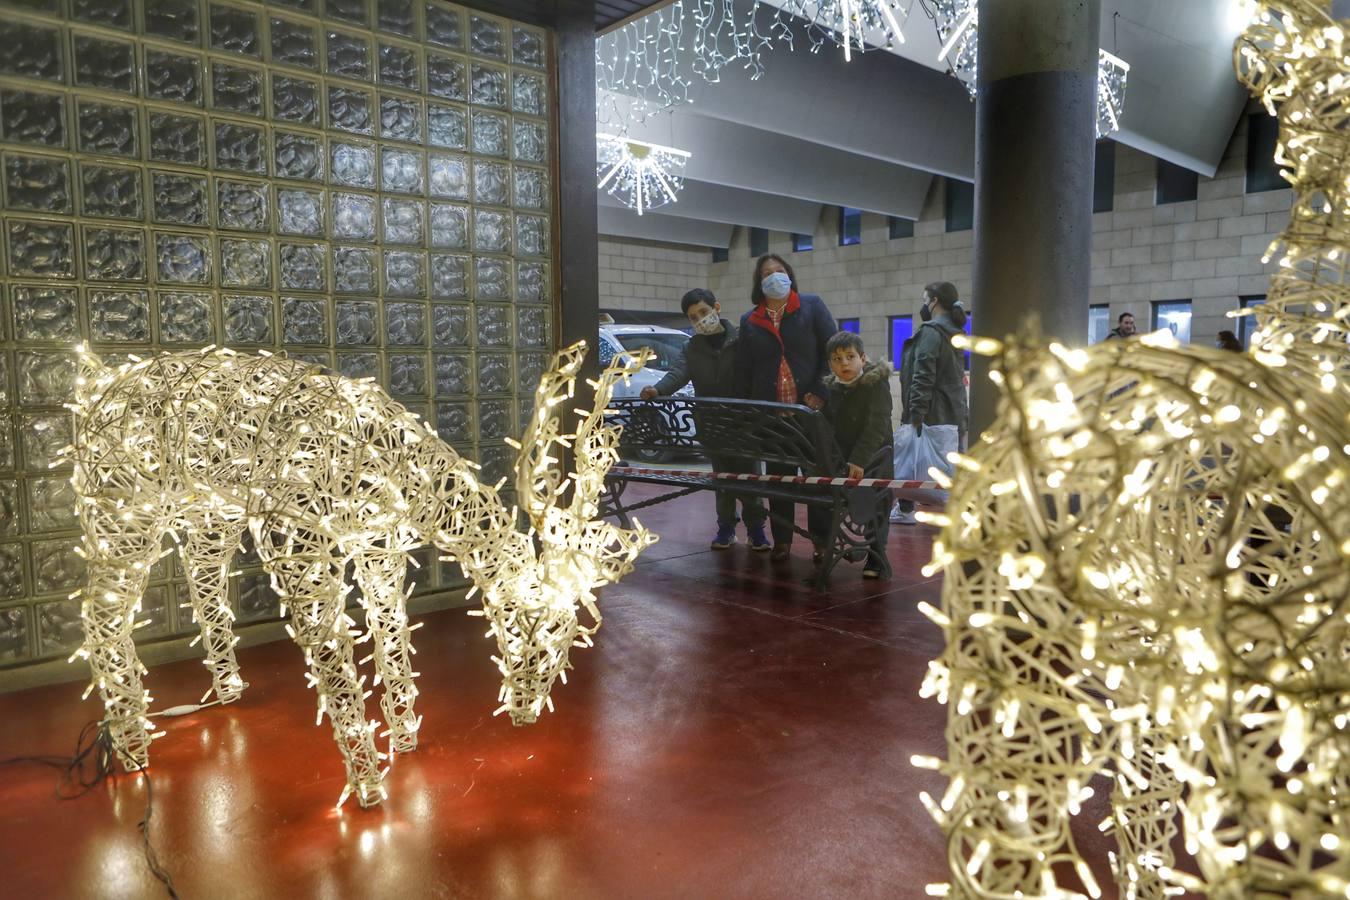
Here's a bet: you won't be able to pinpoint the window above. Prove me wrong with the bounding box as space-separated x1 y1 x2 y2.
1152 300 1192 344
1156 159 1198 204
888 315 914 365
888 216 915 240
838 318 860 334
1089 304 1111 344
1093 141 1116 213
749 227 768 258
711 246 729 264
1246 112 1284 193
792 232 813 252
838 207 861 246
945 178 974 232
1239 295 1266 347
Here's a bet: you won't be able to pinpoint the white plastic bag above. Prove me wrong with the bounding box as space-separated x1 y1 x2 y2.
893 423 958 506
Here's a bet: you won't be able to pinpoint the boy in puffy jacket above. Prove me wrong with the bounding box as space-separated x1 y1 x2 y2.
822 331 893 578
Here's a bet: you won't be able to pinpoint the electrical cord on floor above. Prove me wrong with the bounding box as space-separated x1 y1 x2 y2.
0 719 179 898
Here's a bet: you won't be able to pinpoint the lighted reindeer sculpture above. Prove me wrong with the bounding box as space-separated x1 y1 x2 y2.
68 341 654 808
916 2 1350 897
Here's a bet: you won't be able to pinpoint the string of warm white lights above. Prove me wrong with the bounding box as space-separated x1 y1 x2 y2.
597 132 693 215
69 342 655 809
914 2 1349 897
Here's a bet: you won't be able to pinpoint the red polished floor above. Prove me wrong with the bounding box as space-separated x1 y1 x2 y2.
0 487 1123 899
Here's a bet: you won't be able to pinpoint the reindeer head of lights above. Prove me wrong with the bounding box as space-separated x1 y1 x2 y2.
915 1 1350 896
69 341 656 809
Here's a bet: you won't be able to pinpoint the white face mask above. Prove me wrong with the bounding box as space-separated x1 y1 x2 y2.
693 312 723 335
761 272 792 301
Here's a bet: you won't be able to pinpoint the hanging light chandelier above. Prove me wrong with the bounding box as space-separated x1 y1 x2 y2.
596 133 692 215
772 0 910 60
928 0 1129 139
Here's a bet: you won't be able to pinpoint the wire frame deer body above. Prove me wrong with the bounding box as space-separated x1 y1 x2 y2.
68 341 654 808
915 3 1350 897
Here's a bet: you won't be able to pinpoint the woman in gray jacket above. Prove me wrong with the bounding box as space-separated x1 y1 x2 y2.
893 281 968 525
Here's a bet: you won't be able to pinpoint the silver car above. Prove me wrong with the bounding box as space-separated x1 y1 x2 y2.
599 322 696 462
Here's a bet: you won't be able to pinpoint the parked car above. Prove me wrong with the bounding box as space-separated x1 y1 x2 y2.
599 320 696 462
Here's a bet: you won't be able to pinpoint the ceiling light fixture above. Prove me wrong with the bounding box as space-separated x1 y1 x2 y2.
596 133 692 215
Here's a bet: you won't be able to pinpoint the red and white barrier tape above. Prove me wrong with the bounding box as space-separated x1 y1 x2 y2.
609 466 943 491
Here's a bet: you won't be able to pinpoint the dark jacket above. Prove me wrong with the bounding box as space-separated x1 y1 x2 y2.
824 360 894 471
651 320 740 397
903 313 967 428
1104 327 1134 341
735 292 836 404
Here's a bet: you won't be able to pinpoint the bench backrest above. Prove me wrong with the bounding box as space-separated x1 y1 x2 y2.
607 397 844 476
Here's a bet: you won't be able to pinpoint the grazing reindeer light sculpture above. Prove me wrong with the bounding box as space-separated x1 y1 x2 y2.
68 341 654 808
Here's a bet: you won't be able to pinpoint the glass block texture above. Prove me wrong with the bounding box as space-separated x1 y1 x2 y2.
0 3 553 667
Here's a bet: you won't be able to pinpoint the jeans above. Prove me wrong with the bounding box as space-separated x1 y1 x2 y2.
764 461 829 546
708 454 768 529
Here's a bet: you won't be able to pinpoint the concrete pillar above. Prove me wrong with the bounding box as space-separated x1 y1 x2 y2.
969 0 1101 436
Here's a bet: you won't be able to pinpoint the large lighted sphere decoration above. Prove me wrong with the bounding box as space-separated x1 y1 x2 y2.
69 341 655 809
916 2 1350 897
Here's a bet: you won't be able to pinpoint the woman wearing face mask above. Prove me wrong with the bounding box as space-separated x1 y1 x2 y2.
735 253 838 561
893 281 969 525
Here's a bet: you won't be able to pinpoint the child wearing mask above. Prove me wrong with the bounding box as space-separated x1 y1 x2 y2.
822 331 893 579
641 288 771 551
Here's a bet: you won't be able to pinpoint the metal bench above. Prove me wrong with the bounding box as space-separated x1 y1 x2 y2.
601 397 893 589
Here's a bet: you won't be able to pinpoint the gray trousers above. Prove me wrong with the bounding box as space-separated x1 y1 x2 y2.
708 455 768 529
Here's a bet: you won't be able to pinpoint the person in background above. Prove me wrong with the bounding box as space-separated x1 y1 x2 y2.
892 281 969 526
1105 312 1137 340
640 289 770 552
735 253 837 561
822 331 893 579
1216 330 1243 352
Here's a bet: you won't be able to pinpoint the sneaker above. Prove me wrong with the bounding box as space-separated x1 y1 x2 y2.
769 543 791 561
747 523 772 551
711 524 737 550
862 567 882 579
890 508 917 525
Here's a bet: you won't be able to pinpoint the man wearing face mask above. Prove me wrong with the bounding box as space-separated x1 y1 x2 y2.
641 288 771 551
735 254 838 560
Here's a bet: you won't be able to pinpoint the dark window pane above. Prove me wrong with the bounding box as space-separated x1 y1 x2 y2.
887 216 914 239
1093 140 1116 213
749 227 768 258
1152 300 1192 343
888 315 913 364
838 318 859 334
1246 113 1284 193
945 178 974 232
838 207 861 246
1156 159 1198 204
792 232 812 252
711 246 728 264
1239 295 1265 347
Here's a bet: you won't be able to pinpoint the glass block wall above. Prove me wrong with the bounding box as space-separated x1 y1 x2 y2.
0 0 555 671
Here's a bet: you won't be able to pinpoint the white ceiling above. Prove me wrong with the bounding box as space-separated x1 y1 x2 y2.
596 0 1254 245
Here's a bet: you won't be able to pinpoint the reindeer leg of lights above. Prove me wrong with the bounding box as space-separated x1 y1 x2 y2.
73 500 166 770
259 528 386 809
354 552 422 754
179 513 249 704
